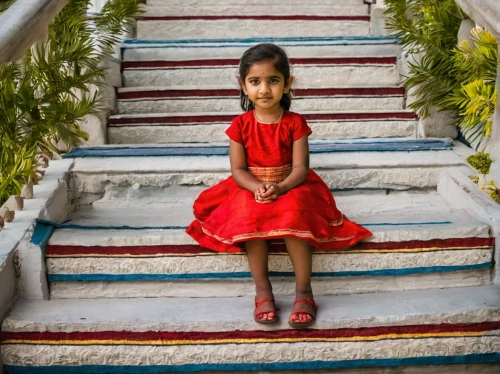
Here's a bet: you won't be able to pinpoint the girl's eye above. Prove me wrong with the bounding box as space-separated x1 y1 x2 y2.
269 78 278 84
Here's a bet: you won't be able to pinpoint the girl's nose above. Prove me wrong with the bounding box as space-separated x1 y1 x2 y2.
260 83 271 93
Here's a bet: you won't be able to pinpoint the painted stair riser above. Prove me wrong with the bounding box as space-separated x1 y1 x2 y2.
3 336 500 371
49 268 492 299
46 249 492 277
141 5 370 17
147 0 368 6
108 121 418 144
136 20 370 40
122 65 400 88
123 43 401 61
117 97 405 114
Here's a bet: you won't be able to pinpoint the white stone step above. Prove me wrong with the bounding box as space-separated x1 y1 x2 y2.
108 113 418 144
141 4 370 17
147 0 367 5
136 18 370 40
123 63 400 88
45 189 493 298
122 37 401 61
69 142 470 192
3 286 500 372
116 87 405 114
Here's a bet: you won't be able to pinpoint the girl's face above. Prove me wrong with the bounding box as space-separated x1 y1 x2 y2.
241 61 291 113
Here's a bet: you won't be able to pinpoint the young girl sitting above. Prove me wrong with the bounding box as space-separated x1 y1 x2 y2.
186 43 372 328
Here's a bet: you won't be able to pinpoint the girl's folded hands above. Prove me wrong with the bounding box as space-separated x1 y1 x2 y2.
255 183 281 203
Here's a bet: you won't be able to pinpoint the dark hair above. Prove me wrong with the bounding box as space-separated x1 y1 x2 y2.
238 43 292 112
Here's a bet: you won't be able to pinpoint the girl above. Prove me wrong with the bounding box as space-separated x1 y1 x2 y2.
186 43 372 328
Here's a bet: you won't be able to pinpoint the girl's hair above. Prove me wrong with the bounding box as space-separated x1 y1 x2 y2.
238 43 292 112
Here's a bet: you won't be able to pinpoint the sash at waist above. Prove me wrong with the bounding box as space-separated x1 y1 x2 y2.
248 164 292 183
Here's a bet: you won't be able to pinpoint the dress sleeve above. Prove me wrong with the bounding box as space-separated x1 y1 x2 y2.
292 114 312 141
225 116 243 144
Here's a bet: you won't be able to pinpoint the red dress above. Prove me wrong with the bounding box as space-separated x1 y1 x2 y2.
186 110 372 252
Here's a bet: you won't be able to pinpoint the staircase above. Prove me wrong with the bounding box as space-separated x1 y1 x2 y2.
2 0 500 373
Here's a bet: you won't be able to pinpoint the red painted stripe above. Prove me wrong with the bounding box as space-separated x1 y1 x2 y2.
45 237 495 257
117 87 404 100
122 57 397 69
108 112 418 126
2 321 500 343
140 15 371 21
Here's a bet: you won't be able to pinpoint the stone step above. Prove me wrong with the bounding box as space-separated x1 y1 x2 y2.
107 111 418 144
136 17 370 40
66 140 470 192
140 4 370 17
45 190 493 299
116 87 405 114
122 37 402 61
122 59 400 88
3 286 500 372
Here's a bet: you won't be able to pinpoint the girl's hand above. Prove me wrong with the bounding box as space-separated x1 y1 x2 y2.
254 183 271 203
259 183 281 202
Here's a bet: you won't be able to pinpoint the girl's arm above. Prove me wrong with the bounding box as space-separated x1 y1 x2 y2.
229 139 265 194
279 135 309 193
260 135 309 200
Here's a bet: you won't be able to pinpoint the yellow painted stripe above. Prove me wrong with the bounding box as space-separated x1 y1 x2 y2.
2 331 488 346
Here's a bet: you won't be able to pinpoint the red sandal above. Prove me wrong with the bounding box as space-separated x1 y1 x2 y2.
288 298 317 329
254 297 278 324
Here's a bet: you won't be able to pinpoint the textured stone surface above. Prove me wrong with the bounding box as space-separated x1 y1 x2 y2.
47 249 492 276
4 286 500 332
3 336 500 366
147 0 365 5
108 121 417 144
123 43 402 61
79 114 106 145
438 168 500 282
370 0 389 36
70 146 469 192
123 65 400 88
137 20 370 40
141 4 370 17
117 96 405 114
49 268 492 299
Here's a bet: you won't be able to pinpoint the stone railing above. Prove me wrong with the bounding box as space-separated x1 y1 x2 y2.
0 0 69 64
0 0 68 320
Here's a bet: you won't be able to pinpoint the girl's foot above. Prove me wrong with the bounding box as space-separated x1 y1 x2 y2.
254 292 277 324
288 295 317 329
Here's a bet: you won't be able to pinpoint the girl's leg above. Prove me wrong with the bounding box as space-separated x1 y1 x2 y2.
284 237 314 323
245 239 275 321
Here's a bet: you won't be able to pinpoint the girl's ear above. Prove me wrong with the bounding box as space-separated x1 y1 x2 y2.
284 75 295 94
238 79 248 95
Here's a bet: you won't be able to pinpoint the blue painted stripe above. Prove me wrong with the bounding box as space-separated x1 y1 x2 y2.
5 353 500 373
122 35 400 46
362 221 452 226
38 218 453 231
62 140 451 158
30 222 55 255
47 263 492 282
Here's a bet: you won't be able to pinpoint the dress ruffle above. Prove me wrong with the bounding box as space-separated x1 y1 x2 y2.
186 169 372 252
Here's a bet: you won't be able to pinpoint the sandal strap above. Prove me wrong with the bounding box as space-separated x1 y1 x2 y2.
293 298 317 311
255 297 275 309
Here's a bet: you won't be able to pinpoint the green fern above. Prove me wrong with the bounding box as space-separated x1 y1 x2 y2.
0 0 141 205
0 0 16 14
